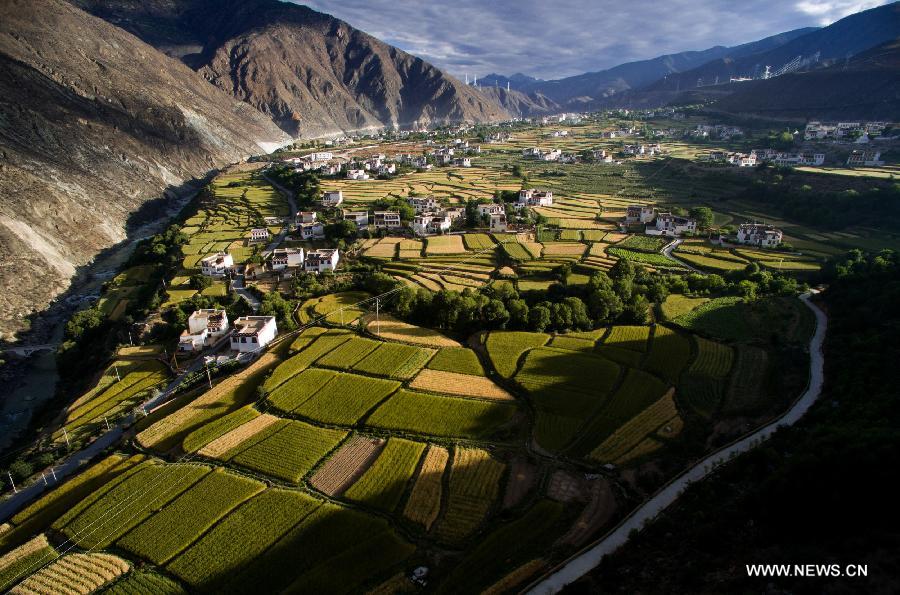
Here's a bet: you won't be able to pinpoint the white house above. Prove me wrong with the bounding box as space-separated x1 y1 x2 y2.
478 203 505 217
295 211 317 225
651 213 697 237
517 189 553 208
373 211 402 229
298 221 325 240
200 252 234 277
179 309 230 352
343 210 369 230
249 228 270 243
321 190 344 206
411 214 452 236
230 316 278 353
408 196 440 213
625 205 656 224
847 150 884 167
270 247 305 270
346 169 370 180
304 248 340 273
452 157 472 167
305 151 333 162
489 212 508 232
736 223 783 248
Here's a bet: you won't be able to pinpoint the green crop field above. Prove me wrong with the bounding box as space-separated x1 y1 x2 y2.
485 331 550 377
315 336 381 369
367 390 515 439
724 346 770 413
344 438 426 511
678 374 725 419
102 570 184 595
658 294 710 321
56 463 210 549
690 336 734 378
117 469 265 565
463 233 497 250
547 334 597 352
618 235 667 253
568 368 668 457
607 247 685 268
166 489 322 590
426 347 486 376
435 447 505 543
230 421 346 482
352 342 435 379
266 368 339 413
292 372 400 425
644 325 692 383
603 325 651 352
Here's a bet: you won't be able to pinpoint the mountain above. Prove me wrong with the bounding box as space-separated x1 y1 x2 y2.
496 27 817 108
72 0 510 137
480 73 543 89
476 86 561 116
651 2 900 93
0 0 289 340
703 38 900 120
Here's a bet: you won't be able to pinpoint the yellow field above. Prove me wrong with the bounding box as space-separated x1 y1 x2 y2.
409 369 514 401
403 445 449 530
197 413 278 458
368 315 461 347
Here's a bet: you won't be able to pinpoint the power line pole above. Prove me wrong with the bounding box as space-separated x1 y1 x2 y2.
206 364 213 389
7 471 17 494
375 298 380 336
62 427 70 449
115 365 121 382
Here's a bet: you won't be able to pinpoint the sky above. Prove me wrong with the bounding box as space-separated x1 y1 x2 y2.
296 0 891 80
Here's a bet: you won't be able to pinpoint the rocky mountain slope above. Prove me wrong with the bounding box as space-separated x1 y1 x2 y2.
649 2 900 93
477 86 561 117
702 38 900 121
73 0 510 137
0 0 289 340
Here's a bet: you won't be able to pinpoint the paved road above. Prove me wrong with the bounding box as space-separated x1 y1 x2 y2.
0 351 209 522
661 238 701 273
528 291 827 594
260 168 298 259
232 273 261 312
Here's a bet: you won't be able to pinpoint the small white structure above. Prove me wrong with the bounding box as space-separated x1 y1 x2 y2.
736 223 783 248
322 190 344 206
452 157 472 167
304 248 340 273
478 203 505 217
408 196 440 213
295 211 317 225
230 316 278 353
489 212 507 232
298 221 325 240
411 214 452 236
270 247 305 270
346 169 370 181
517 189 553 208
625 205 656 224
249 228 270 243
652 213 696 237
847 150 884 167
343 210 369 230
179 309 230 352
200 252 234 277
373 211 402 229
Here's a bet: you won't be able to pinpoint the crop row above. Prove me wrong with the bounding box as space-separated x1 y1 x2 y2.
690 336 734 379
435 447 505 543
404 445 449 530
367 390 515 439
426 347 485 376
230 421 346 483
603 325 650 352
588 388 678 463
351 341 435 379
344 438 426 512
485 331 549 378
644 325 692 383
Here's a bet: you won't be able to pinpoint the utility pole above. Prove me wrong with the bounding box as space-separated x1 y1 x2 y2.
7 471 17 494
128 331 133 346
50 468 57 482
63 427 70 449
42 472 48 486
375 298 380 336
105 416 111 431
206 364 213 389
115 365 121 382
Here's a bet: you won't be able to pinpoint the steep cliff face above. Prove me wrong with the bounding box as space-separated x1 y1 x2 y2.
73 0 511 137
0 0 289 340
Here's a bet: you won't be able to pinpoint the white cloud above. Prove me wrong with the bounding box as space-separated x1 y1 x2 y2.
294 0 892 79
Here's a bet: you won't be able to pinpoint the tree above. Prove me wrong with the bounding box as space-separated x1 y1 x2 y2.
325 219 357 241
507 299 529 328
587 289 623 323
189 274 212 291
529 305 551 332
689 206 714 230
9 459 33 482
482 299 510 329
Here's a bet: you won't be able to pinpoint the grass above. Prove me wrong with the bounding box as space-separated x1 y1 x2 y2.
403 445 449 530
426 347 486 376
344 438 426 512
230 421 347 482
352 341 436 379
367 389 516 439
166 489 322 590
644 325 692 383
658 294 710 321
485 331 550 377
116 469 265 565
292 372 401 425
436 447 505 543
603 325 651 352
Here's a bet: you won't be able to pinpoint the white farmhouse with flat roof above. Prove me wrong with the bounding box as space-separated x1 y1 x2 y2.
270 247 305 270
179 309 230 352
200 252 233 277
231 316 278 352
249 228 270 243
322 190 344 206
736 223 783 247
305 248 340 273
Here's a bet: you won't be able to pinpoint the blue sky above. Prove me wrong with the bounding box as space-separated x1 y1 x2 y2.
296 0 891 79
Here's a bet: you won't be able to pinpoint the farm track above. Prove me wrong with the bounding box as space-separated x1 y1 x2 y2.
526 291 827 593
